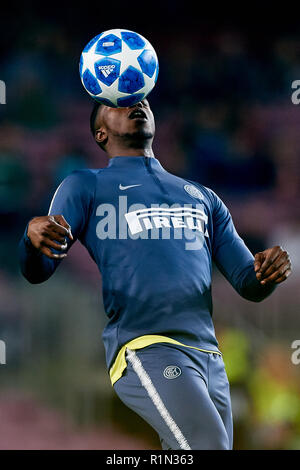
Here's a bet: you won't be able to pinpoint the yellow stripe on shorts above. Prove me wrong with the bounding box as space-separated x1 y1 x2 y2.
109 334 222 386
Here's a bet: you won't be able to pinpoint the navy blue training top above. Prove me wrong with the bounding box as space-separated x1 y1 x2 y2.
18 156 276 369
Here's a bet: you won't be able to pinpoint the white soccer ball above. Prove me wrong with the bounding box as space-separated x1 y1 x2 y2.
79 28 159 107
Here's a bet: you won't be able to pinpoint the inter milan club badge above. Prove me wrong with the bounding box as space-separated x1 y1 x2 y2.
163 365 182 379
184 184 204 200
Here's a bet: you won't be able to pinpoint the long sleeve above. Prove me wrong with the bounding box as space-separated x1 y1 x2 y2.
18 217 63 283
18 169 96 284
210 189 277 302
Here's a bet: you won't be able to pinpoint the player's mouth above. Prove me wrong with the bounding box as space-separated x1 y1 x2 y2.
128 108 147 121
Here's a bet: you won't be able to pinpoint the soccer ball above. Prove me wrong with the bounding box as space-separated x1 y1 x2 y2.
79 29 159 107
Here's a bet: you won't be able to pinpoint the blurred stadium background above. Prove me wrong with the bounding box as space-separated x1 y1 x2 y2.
0 3 300 450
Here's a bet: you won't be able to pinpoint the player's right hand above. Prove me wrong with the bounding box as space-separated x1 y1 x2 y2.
27 215 74 260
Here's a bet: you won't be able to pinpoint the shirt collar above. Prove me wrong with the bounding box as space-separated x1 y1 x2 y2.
107 156 165 171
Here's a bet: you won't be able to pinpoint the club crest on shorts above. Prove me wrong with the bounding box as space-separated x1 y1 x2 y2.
163 365 182 379
184 184 204 200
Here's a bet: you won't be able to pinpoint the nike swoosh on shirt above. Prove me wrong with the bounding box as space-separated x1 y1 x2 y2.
119 184 142 190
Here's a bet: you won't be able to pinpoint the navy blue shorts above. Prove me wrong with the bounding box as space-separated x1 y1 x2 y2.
113 343 233 450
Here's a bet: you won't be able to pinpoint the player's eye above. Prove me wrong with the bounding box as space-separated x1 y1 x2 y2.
141 99 148 107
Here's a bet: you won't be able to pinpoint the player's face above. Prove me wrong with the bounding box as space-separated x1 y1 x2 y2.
96 99 155 147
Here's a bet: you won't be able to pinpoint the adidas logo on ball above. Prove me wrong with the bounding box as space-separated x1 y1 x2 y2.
98 64 116 78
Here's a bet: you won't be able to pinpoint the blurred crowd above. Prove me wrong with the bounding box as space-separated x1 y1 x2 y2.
0 15 300 449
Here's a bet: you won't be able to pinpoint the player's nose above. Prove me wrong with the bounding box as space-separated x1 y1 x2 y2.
128 101 143 109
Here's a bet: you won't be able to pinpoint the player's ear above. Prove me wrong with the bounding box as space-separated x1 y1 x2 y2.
95 127 107 145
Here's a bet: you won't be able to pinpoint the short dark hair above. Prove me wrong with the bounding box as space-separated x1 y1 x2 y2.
90 101 106 151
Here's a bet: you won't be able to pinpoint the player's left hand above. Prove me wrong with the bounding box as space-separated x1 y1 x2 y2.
254 246 292 285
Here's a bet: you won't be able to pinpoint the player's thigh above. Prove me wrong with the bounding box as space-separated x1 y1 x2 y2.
208 353 233 449
113 345 230 450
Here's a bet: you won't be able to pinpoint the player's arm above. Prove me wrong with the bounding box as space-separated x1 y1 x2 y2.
18 170 95 284
210 190 292 302
18 214 73 284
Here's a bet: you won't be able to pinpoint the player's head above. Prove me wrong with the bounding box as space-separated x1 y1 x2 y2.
90 98 155 156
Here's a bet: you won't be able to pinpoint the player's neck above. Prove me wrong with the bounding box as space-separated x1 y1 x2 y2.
107 146 154 158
